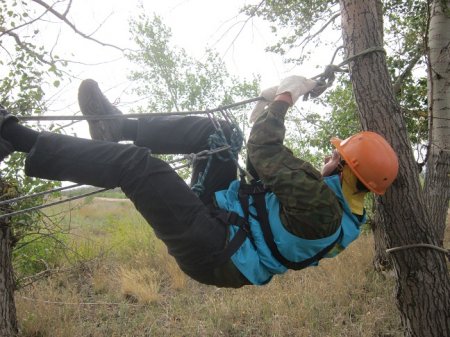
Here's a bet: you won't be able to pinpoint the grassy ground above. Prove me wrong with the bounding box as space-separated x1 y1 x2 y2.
13 197 413 337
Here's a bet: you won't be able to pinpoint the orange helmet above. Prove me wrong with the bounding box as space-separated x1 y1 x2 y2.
330 131 399 195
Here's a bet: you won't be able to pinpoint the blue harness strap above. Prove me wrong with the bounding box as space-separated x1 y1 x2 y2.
237 181 343 270
210 180 343 271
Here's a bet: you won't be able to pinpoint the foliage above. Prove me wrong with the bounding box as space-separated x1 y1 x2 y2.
13 231 68 278
126 13 260 179
0 0 67 231
127 14 259 112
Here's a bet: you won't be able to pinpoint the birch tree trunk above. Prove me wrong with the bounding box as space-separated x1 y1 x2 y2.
0 180 18 336
423 0 450 245
338 1 450 336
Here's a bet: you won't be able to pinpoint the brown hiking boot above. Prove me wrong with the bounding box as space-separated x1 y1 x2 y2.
78 79 124 142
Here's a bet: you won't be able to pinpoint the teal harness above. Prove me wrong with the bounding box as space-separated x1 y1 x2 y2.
214 175 365 285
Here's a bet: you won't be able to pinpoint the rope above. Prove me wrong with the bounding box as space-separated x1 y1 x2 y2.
306 46 386 99
171 145 230 171
17 97 264 122
0 188 108 221
191 109 243 195
386 244 450 261
191 107 252 196
311 45 386 80
338 46 386 67
0 183 81 206
15 46 386 123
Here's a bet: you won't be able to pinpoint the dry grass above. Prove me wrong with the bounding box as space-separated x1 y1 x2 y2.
13 198 421 337
119 266 162 304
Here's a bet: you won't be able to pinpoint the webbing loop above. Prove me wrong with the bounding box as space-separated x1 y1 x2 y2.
386 243 450 261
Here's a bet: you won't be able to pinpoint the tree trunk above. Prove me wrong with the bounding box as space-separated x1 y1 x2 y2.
372 219 393 273
0 181 18 337
338 1 450 336
423 0 450 245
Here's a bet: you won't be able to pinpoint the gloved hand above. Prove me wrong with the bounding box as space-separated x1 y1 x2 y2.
275 75 317 104
249 76 318 123
249 86 278 123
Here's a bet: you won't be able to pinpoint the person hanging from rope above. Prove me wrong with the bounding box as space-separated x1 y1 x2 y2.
0 76 399 287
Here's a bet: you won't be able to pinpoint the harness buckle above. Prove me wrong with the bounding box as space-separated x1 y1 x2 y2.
227 212 250 234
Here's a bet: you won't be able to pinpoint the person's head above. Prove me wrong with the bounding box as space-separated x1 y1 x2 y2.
330 131 399 195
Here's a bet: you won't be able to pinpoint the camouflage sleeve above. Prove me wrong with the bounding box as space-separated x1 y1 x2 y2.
247 101 342 240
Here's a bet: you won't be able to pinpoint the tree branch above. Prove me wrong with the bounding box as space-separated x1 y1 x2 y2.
31 0 125 52
298 12 341 49
0 6 50 38
62 0 72 17
2 29 53 66
222 0 266 57
392 49 424 95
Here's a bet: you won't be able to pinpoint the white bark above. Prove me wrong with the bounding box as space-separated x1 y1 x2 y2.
424 0 450 242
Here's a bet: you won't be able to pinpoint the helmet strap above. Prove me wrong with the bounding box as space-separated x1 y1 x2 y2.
341 166 367 216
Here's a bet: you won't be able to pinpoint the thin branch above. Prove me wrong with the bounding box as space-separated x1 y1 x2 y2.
393 49 424 95
298 12 341 49
0 5 51 38
86 11 115 37
222 0 266 57
51 56 125 66
18 266 72 288
62 0 72 17
31 0 125 52
2 29 53 66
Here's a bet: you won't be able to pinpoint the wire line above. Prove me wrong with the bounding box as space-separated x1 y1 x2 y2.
18 97 264 122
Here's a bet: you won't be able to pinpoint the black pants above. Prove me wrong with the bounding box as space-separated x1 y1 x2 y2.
25 116 241 285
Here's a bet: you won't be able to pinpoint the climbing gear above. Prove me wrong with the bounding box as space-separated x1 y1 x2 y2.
304 46 386 100
236 180 343 270
0 183 80 207
0 187 109 220
191 108 249 196
211 179 343 279
0 107 18 162
331 131 399 195
78 79 124 142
